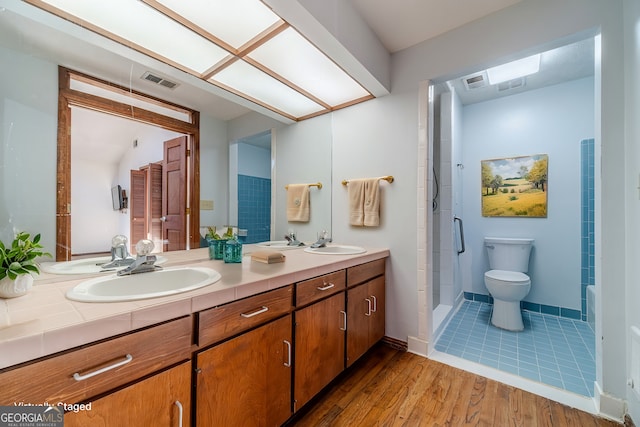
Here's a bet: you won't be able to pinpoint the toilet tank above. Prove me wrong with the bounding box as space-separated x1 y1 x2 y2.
484 237 533 272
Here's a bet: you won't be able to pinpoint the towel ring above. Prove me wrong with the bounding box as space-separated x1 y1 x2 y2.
342 176 394 186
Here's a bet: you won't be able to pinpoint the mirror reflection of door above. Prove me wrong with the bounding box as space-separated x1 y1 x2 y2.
162 136 188 252
130 163 163 254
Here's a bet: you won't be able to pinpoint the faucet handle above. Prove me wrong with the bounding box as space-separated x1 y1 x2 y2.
111 234 128 248
135 239 155 256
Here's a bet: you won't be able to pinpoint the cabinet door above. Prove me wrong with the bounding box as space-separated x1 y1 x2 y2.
346 283 371 367
196 315 292 427
346 276 386 367
369 275 386 345
294 292 346 411
65 361 191 427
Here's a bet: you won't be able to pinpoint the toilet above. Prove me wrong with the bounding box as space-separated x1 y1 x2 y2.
484 237 534 331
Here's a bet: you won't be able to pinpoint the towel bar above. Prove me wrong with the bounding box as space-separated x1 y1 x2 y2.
285 182 322 190
342 176 394 186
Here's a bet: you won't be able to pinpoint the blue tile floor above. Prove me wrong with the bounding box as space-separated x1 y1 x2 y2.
434 300 596 397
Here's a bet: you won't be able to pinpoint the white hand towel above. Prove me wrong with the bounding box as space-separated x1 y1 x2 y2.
363 178 381 227
286 184 310 222
348 179 365 226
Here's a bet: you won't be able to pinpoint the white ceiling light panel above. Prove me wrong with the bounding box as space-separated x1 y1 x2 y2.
153 0 283 50
211 60 325 118
39 0 229 74
247 28 370 107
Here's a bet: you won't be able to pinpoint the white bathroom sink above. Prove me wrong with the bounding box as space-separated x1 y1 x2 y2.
66 266 221 302
304 245 366 255
40 255 167 275
255 240 304 250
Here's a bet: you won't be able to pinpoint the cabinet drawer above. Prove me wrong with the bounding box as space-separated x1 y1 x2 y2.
296 270 345 307
347 258 385 287
198 285 293 347
0 316 191 405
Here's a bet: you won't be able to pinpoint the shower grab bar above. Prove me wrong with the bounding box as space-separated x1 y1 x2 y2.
454 217 465 255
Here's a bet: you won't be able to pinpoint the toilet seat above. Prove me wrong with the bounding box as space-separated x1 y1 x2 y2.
484 269 530 284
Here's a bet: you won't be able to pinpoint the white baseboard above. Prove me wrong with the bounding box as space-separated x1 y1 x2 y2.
407 336 428 357
594 381 626 422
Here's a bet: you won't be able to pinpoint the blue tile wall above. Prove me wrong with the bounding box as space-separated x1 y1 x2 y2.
237 174 271 244
580 139 595 320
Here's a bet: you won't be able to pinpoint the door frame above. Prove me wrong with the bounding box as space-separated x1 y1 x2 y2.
56 66 200 261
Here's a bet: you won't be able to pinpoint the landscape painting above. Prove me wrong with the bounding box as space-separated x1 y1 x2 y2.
481 154 548 217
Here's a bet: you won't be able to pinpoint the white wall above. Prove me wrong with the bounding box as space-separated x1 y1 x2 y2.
199 114 229 234
274 114 332 243
461 77 594 310
238 143 270 178
624 0 640 420
0 46 57 251
71 159 120 254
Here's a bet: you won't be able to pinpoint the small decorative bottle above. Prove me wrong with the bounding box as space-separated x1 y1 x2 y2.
223 234 243 263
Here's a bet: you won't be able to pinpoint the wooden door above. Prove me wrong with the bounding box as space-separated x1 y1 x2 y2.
65 361 191 427
129 169 147 253
294 292 345 411
196 315 292 427
147 163 163 251
162 136 187 252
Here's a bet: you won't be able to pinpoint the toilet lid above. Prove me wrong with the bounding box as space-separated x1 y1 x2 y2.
485 269 530 283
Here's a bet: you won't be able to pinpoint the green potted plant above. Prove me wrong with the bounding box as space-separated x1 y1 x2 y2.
0 231 51 298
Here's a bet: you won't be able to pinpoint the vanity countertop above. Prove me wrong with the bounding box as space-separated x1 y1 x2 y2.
0 245 389 369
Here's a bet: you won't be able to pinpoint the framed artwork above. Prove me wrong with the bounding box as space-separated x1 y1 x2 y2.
481 154 548 217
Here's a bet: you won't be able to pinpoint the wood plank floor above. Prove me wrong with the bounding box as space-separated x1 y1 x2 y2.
289 343 623 427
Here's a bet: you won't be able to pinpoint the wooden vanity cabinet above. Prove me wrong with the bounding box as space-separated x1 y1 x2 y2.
294 271 347 412
195 315 293 427
194 286 294 426
346 259 386 367
65 361 191 427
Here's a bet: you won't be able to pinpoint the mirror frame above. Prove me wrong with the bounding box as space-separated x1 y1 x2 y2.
56 66 201 261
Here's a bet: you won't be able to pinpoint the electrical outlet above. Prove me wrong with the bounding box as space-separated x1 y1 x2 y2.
201 200 214 210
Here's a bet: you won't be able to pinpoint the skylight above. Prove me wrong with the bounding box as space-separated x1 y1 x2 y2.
26 0 373 121
486 54 541 85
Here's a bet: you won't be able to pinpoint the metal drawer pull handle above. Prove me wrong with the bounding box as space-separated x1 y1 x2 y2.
284 340 292 367
73 353 133 381
175 401 183 427
241 306 269 318
340 310 347 331
365 298 372 316
371 295 378 312
316 282 335 291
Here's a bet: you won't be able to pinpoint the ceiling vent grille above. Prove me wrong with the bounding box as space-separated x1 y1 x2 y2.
462 72 488 90
497 77 525 92
141 72 179 90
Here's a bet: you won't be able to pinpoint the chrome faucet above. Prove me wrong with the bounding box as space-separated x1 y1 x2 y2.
310 230 332 248
284 230 304 246
117 239 161 276
101 235 135 269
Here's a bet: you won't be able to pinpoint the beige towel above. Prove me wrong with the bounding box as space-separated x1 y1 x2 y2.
363 178 381 227
348 179 365 226
286 184 310 222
